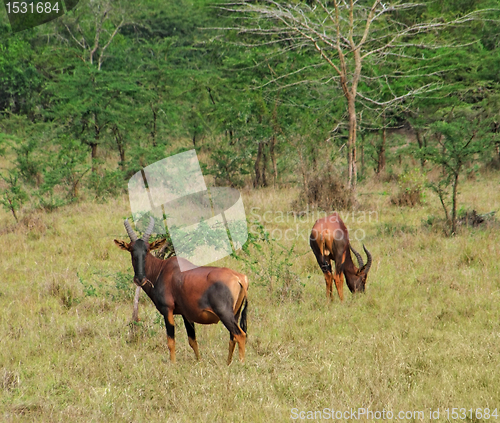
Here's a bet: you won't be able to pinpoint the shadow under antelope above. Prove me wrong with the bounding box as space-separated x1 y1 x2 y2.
114 217 249 364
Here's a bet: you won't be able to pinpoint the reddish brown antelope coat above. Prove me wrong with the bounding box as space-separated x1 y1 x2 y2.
310 213 372 301
114 218 249 364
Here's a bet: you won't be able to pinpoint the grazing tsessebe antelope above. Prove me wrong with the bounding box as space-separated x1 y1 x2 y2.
310 213 372 301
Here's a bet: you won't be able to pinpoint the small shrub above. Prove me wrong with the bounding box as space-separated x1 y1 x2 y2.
391 168 426 207
268 245 304 303
421 214 449 234
36 191 68 212
275 264 304 303
20 214 47 235
207 147 251 187
294 164 355 212
457 208 496 228
235 224 303 303
88 170 124 201
0 171 28 222
485 156 500 170
13 138 43 187
378 169 399 183
77 273 98 297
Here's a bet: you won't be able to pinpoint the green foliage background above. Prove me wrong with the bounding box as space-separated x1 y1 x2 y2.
1 2 500 421
1 0 499 205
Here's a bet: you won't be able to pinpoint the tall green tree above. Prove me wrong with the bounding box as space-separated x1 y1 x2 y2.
222 0 495 192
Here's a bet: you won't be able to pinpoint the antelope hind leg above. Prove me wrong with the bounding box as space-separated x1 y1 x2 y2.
183 316 200 360
228 335 237 365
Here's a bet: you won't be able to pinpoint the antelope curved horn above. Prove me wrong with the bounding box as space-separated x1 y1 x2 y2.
350 244 364 269
124 219 138 242
363 244 372 273
142 216 155 242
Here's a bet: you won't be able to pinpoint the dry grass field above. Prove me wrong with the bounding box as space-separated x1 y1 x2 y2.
1 172 500 422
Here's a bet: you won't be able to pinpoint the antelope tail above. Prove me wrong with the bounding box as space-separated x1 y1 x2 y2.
239 298 248 334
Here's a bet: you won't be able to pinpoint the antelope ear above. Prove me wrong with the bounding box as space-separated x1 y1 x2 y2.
355 266 366 276
149 238 167 251
114 239 131 251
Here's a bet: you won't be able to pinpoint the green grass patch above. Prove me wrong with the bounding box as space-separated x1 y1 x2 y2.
1 178 500 422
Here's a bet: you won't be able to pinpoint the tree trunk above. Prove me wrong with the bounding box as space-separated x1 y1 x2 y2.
254 141 269 188
261 142 268 187
297 144 308 194
434 184 450 226
377 127 386 174
437 133 446 176
254 141 263 188
270 135 278 187
493 121 500 161
311 142 318 173
113 126 126 170
151 104 157 147
415 130 427 168
270 90 281 188
91 112 100 173
6 195 18 223
360 139 365 178
451 171 460 235
347 95 357 192
347 40 363 194
90 143 98 173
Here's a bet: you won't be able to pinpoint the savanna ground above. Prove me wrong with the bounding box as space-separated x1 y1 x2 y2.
1 170 500 422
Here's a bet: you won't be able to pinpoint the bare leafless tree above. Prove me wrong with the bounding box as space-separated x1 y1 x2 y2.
219 0 493 191
60 0 126 70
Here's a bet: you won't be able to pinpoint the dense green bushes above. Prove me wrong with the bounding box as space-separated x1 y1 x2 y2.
1 0 500 226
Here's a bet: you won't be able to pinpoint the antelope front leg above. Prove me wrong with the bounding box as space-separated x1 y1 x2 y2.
324 272 334 301
333 272 344 302
164 309 176 363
